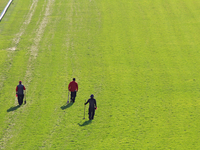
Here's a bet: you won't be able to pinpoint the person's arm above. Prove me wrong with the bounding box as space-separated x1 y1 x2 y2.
94 99 97 108
76 82 78 91
16 86 18 96
85 100 89 105
23 86 26 90
68 83 71 91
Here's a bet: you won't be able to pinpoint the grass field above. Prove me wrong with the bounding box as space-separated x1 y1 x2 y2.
0 0 9 13
0 0 200 149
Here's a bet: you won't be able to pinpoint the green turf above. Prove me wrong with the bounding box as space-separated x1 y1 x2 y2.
0 0 200 149
0 0 9 13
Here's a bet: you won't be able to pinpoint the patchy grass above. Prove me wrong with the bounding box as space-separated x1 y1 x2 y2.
0 0 200 149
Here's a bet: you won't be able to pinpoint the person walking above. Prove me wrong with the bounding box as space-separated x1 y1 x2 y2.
85 94 97 120
16 81 26 105
68 78 78 103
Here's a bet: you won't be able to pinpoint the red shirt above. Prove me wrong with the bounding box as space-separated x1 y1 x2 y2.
68 81 78 92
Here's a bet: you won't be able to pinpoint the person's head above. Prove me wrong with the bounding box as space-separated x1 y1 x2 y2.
90 94 94 98
73 78 76 81
19 81 22 84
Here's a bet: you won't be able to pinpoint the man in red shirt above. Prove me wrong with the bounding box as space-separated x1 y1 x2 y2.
16 81 26 105
68 78 78 103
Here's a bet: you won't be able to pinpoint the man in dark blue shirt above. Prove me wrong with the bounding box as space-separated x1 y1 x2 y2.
16 81 26 105
85 94 97 120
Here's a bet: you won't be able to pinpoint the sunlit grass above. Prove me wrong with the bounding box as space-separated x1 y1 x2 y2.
0 0 200 149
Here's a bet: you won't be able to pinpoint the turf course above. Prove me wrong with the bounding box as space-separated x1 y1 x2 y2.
0 0 9 13
0 0 200 149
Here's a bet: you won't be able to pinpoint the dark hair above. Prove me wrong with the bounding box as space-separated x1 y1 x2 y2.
73 78 75 81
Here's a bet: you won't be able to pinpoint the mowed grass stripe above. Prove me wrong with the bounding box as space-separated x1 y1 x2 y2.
37 1 104 149
0 0 33 91
98 0 200 149
0 0 83 149
0 0 55 149
0 1 37 147
0 0 37 94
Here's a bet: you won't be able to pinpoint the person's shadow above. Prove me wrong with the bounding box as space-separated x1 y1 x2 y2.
60 102 74 110
7 105 21 112
78 120 92 126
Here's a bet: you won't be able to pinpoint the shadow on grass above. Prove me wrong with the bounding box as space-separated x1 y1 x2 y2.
7 105 21 112
60 102 74 110
78 120 92 126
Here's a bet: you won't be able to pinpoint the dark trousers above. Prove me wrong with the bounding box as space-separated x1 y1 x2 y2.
71 91 77 102
18 94 24 105
88 107 95 120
